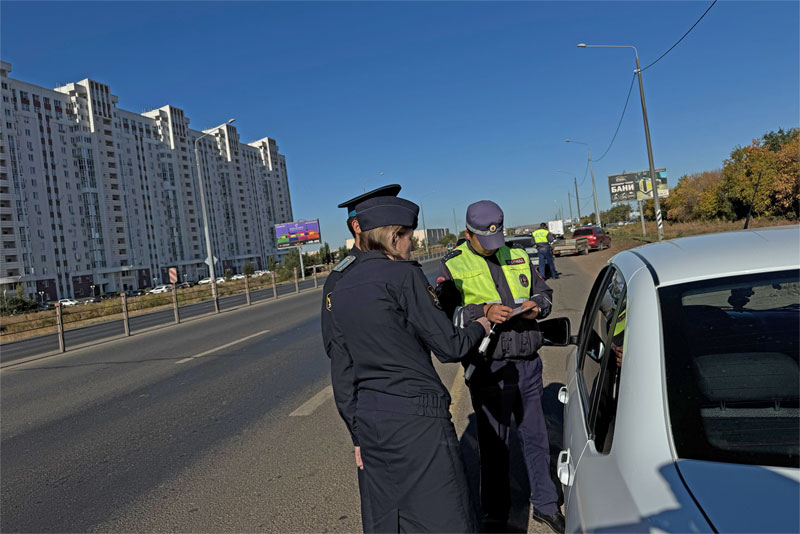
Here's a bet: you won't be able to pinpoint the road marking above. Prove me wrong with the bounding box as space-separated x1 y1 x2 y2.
174 330 270 364
289 385 333 416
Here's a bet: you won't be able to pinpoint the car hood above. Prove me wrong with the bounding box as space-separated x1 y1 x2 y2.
677 459 799 533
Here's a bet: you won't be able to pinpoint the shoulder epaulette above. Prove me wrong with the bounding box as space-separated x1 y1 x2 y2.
332 255 356 272
443 249 462 262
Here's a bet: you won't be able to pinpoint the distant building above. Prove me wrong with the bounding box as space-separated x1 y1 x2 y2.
0 61 292 299
414 228 449 247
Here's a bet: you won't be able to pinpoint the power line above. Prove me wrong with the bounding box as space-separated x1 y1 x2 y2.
594 73 636 163
640 0 718 72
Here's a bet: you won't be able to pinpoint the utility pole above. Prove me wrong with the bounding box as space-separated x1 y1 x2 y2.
634 53 664 240
574 177 582 222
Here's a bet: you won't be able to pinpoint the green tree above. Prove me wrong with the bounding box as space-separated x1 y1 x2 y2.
601 204 631 224
242 261 255 276
336 246 349 261
224 268 233 281
438 233 457 246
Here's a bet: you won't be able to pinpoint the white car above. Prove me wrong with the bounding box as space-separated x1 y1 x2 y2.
147 284 172 294
231 274 245 280
197 278 211 285
57 298 79 307
546 226 799 533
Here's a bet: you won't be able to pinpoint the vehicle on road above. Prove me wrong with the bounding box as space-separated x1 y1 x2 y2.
122 289 144 298
552 237 589 257
548 219 565 238
147 285 173 294
505 235 558 279
547 226 799 533
197 278 211 285
57 298 79 307
231 274 245 280
572 226 611 250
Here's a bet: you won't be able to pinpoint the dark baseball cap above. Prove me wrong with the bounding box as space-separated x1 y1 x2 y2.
337 184 402 217
466 200 505 250
355 196 419 231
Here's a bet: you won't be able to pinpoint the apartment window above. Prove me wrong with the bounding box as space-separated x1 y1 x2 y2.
25 129 30 136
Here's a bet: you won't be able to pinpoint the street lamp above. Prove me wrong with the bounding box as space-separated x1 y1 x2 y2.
565 140 601 226
194 118 235 309
38 291 45 304
556 170 581 223
577 43 664 240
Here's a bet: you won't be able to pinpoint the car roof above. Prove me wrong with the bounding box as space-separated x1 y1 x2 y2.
616 225 799 287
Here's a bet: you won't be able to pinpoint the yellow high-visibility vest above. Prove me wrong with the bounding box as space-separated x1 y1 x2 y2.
532 228 550 244
445 242 531 306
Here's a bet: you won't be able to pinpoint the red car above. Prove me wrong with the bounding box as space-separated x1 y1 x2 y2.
571 226 611 251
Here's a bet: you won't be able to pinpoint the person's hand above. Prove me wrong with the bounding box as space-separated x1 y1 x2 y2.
520 300 540 319
612 344 623 367
484 303 513 323
355 446 364 470
475 316 491 335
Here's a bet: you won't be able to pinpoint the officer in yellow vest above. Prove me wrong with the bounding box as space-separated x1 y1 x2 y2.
532 222 558 279
435 201 564 533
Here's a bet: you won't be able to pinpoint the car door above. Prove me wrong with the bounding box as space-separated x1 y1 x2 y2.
560 266 629 531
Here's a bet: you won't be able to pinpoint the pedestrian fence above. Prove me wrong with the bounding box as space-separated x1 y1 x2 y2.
0 266 326 352
0 253 446 353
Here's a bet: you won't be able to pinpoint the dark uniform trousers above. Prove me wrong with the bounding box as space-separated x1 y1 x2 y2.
469 357 558 520
356 390 478 533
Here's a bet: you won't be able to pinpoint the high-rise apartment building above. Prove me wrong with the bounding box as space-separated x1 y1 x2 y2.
0 61 292 300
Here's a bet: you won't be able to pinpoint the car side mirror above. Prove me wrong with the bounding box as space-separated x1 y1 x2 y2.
539 317 572 346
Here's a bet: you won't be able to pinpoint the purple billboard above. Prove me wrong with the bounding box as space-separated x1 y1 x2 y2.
275 219 322 248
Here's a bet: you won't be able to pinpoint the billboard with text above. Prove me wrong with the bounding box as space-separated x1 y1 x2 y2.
608 168 669 204
275 219 321 248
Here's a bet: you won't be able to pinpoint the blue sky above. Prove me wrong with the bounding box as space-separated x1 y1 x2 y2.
2 1 797 248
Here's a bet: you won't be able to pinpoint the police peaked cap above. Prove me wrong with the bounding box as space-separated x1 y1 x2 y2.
337 184 402 217
354 196 419 231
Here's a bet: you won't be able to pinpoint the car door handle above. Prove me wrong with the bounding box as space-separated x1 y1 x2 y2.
557 449 574 486
558 386 569 405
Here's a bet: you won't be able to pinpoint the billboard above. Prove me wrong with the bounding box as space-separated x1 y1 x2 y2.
608 168 669 204
275 219 322 248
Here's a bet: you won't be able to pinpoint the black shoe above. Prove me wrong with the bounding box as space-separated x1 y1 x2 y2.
531 510 565 534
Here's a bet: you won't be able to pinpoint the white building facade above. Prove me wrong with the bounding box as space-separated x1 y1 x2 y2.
0 61 292 300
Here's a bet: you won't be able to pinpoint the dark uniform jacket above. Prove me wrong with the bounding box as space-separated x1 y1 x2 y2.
321 246 362 445
436 242 553 360
329 251 485 439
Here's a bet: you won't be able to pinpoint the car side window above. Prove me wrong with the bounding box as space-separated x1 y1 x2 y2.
577 267 627 449
576 267 612 419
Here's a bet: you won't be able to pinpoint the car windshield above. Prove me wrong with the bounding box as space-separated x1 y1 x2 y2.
508 238 534 248
660 269 799 468
572 228 593 237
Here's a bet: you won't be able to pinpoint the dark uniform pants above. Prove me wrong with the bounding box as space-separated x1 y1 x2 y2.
356 391 477 533
468 357 558 521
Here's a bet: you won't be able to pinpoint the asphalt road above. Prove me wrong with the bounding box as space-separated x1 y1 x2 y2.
0 251 613 533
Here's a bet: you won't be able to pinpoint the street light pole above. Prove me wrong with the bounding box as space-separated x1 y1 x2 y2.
194 119 235 304
565 141 601 226
556 170 582 223
577 43 663 240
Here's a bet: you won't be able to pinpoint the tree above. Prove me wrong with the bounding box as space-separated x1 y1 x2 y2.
224 268 233 281
438 233 457 246
319 242 333 264
601 204 631 224
411 236 420 250
242 261 255 276
336 246 349 261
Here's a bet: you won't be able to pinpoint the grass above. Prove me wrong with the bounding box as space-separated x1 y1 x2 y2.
603 218 798 253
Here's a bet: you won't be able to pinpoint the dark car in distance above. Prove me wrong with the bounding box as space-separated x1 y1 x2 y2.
572 226 611 251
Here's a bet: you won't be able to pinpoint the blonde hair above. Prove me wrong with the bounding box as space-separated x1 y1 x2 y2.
360 225 411 258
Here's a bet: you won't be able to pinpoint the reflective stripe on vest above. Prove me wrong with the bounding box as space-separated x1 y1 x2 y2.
533 228 549 244
445 242 531 306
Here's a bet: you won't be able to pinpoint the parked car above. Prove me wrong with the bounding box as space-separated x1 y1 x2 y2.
231 274 245 280
122 289 144 298
571 226 611 250
197 278 211 285
175 282 193 289
547 226 799 533
147 285 173 294
57 298 79 307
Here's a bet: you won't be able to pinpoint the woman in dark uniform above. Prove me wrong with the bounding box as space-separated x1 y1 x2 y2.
329 195 490 533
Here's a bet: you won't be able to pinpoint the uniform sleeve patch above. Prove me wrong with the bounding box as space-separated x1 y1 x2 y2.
332 255 356 272
325 292 333 311
427 284 442 309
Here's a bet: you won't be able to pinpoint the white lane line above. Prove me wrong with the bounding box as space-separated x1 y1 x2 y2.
289 385 333 417
175 330 271 364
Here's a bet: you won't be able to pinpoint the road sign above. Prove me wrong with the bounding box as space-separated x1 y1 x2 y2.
168 267 178 284
608 168 669 204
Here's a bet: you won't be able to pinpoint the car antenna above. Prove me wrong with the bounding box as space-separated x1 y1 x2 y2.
743 171 763 230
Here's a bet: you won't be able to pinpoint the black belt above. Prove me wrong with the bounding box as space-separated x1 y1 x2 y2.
357 389 451 418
